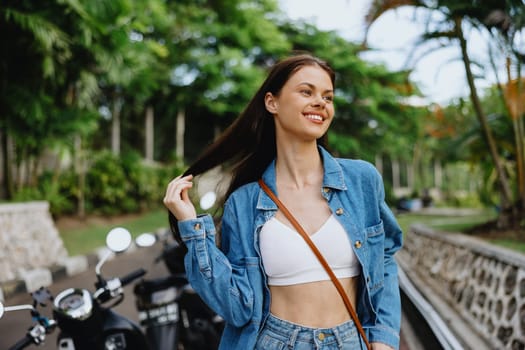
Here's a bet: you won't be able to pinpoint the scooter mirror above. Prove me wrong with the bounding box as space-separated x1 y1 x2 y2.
0 302 4 318
200 191 217 210
135 233 156 248
106 227 132 253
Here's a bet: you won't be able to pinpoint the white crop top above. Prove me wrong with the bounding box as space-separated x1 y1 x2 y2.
259 214 361 286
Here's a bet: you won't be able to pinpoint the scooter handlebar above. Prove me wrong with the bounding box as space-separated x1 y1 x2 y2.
120 268 147 287
9 334 34 350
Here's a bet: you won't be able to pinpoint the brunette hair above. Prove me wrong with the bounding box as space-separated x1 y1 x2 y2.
169 53 335 242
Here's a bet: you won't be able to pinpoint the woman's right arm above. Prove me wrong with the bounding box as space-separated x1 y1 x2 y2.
164 175 255 326
178 213 255 326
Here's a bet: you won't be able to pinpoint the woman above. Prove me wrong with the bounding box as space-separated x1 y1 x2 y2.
164 53 402 350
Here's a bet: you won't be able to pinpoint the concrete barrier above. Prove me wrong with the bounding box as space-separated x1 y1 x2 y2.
0 202 74 300
398 224 525 349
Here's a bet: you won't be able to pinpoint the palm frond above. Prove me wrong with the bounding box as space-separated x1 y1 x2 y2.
365 0 424 25
2 8 70 53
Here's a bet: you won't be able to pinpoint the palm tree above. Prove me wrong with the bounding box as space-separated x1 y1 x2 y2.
364 0 523 228
482 1 525 222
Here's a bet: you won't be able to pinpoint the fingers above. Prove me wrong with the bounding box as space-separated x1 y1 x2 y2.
164 174 197 220
165 174 193 200
164 174 193 203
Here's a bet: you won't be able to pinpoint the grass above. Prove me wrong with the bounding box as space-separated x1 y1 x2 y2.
489 239 525 252
395 208 525 253
58 208 169 256
395 210 497 235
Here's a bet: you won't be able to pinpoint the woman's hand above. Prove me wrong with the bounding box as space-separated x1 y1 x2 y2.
164 174 197 221
371 342 394 350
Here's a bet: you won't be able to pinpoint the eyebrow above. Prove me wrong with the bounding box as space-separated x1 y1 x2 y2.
296 82 334 94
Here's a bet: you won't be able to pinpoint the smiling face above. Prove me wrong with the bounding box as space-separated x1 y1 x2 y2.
264 64 335 144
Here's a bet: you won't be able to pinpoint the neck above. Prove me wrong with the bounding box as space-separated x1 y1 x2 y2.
275 142 323 190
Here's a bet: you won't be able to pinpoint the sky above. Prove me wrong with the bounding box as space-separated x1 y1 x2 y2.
278 0 493 105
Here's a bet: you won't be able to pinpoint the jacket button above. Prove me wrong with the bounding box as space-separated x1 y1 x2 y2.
194 223 201 230
354 241 362 248
323 188 330 193
335 208 344 215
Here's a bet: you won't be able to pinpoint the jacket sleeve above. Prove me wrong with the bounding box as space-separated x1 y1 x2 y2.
368 169 404 349
178 207 255 327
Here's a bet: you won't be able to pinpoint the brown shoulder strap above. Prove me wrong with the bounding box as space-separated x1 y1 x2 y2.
258 179 371 350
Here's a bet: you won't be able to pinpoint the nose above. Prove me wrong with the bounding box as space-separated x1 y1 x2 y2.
312 94 326 107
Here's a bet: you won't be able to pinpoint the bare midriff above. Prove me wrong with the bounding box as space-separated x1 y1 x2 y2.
269 276 358 328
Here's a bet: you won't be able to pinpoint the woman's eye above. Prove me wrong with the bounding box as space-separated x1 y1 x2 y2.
323 95 334 102
300 89 312 96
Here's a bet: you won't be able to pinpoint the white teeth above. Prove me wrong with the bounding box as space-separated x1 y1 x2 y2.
305 114 323 121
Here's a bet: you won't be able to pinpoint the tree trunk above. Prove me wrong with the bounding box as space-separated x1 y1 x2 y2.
412 140 423 194
145 106 154 162
74 135 85 218
513 59 525 213
375 154 383 175
112 97 123 156
454 17 514 218
434 159 442 188
505 58 525 228
176 108 185 161
407 160 414 190
489 52 525 228
1 126 14 199
392 159 400 190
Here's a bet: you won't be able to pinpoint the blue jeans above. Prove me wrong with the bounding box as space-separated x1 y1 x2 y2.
255 313 367 350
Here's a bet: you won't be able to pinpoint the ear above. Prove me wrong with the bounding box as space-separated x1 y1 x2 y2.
264 92 278 114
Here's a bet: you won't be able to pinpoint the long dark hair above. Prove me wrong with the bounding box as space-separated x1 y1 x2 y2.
169 53 335 242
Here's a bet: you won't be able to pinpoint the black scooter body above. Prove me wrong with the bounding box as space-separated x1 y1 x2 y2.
53 286 151 350
133 239 224 350
55 308 149 350
134 274 183 350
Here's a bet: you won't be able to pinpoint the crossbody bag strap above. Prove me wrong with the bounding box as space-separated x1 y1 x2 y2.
258 179 371 350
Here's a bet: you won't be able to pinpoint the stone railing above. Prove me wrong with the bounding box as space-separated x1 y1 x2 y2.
0 201 69 298
398 224 525 349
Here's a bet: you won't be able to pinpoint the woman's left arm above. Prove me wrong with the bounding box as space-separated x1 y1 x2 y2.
369 169 404 349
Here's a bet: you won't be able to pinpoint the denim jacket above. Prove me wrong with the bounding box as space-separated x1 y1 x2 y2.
178 146 403 349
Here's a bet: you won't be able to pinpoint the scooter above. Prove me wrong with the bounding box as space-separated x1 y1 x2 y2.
133 191 224 350
53 227 150 350
133 232 224 350
0 227 151 349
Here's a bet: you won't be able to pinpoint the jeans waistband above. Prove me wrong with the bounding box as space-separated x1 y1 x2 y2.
264 313 359 347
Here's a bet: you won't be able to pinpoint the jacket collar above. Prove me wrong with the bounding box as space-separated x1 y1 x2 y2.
257 146 347 211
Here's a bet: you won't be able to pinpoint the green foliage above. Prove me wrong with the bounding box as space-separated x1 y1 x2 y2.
12 171 76 216
120 151 167 207
11 153 183 218
365 0 525 225
437 94 518 207
165 0 290 127
85 151 130 214
1 0 437 218
84 150 184 215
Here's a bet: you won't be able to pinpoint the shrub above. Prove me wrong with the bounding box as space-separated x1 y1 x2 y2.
85 151 131 215
84 150 185 215
12 150 186 218
13 171 76 216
